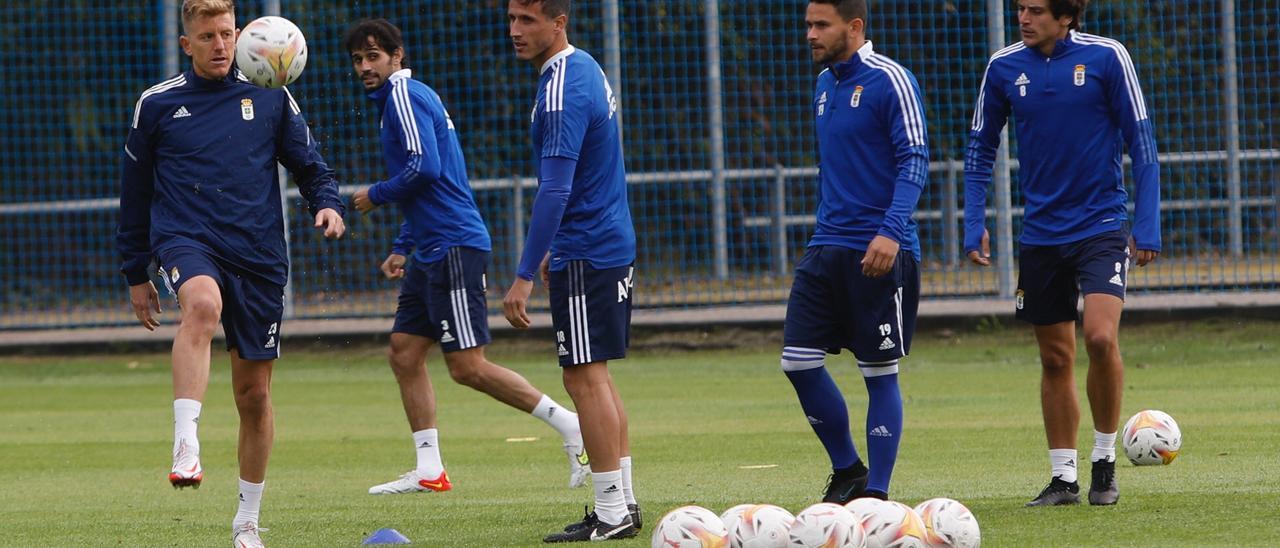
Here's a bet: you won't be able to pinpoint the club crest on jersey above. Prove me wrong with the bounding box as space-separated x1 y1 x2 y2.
817 91 828 116
1074 64 1087 86
851 85 864 108
241 98 254 121
1015 289 1025 310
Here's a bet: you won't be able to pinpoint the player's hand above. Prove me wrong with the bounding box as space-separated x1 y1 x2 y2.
861 235 899 278
381 253 407 279
352 187 376 214
539 253 551 289
315 208 345 239
129 281 162 331
503 278 535 329
967 228 991 266
1135 249 1159 267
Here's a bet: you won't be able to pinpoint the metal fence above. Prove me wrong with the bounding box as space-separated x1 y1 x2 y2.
1 0 1277 330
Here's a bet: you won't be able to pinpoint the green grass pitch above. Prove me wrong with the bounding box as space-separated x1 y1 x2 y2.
2 318 1278 546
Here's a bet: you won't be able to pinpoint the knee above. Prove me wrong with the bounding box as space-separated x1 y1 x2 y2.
234 383 271 415
387 344 422 378
1083 328 1118 357
181 295 221 330
445 355 485 389
1040 347 1075 373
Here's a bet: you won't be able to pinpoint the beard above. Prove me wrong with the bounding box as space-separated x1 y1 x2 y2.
813 38 850 65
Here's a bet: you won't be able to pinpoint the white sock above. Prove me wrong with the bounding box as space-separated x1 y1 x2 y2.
173 399 202 455
531 395 581 441
412 429 444 478
619 456 636 506
1049 448 1078 483
1091 430 1117 463
233 479 264 528
591 470 628 525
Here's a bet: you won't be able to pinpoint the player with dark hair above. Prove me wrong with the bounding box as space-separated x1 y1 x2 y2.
502 0 642 542
117 1 345 545
783 0 929 504
344 17 590 496
965 0 1161 506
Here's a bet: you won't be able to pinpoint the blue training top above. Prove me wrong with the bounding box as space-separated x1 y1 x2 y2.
117 68 344 287
810 42 930 261
518 46 635 279
366 69 491 265
964 30 1162 253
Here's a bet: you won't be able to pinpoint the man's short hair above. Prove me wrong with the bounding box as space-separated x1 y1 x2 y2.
343 18 408 68
181 0 234 32
513 0 573 19
809 0 868 26
1049 0 1088 30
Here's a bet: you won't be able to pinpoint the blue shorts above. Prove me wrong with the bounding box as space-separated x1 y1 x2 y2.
1016 228 1130 325
783 246 920 364
392 247 492 353
549 261 634 367
157 246 284 361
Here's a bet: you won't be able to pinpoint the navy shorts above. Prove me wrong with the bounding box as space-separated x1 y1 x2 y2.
157 246 284 361
1016 228 1130 325
392 247 492 353
549 261 634 367
783 246 920 364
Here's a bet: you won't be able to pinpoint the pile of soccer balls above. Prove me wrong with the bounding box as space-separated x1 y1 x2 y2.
650 410 1182 547
650 497 979 548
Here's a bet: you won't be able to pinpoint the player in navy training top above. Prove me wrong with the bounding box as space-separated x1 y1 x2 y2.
344 18 589 497
784 0 929 505
964 0 1162 507
502 0 640 542
114 1 344 545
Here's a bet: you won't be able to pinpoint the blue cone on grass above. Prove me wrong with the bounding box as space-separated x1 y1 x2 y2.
363 528 412 544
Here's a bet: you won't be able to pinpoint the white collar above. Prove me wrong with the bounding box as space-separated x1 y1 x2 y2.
388 68 412 82
856 41 875 61
540 44 576 74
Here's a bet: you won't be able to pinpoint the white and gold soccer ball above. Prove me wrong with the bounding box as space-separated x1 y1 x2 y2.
727 504 795 548
1122 409 1182 465
651 505 730 548
913 498 980 548
235 16 307 88
846 499 927 548
787 502 865 548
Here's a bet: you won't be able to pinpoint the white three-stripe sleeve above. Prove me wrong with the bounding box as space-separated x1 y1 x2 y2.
1073 33 1148 121
390 81 424 155
866 56 927 147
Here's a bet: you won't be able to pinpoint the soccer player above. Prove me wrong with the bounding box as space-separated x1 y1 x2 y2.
344 18 589 495
964 0 1161 507
784 0 929 504
502 0 640 542
115 1 346 546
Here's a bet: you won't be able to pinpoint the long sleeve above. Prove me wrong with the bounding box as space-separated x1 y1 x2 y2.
368 83 442 206
877 73 930 245
391 221 414 256
276 88 345 217
1105 47 1162 252
962 60 1010 255
516 156 576 280
116 108 156 286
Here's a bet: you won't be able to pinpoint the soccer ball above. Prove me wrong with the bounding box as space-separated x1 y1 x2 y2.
651 505 730 548
787 502 865 548
913 498 980 548
721 503 758 534
235 16 307 88
727 504 795 548
846 499 928 548
1122 409 1182 465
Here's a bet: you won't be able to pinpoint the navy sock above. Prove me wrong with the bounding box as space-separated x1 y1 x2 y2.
863 372 903 495
785 366 859 469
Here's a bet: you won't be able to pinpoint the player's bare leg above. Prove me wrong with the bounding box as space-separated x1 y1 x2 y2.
1082 293 1125 505
543 362 636 542
1027 321 1082 506
230 350 274 541
368 333 452 495
608 374 640 529
169 276 220 489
